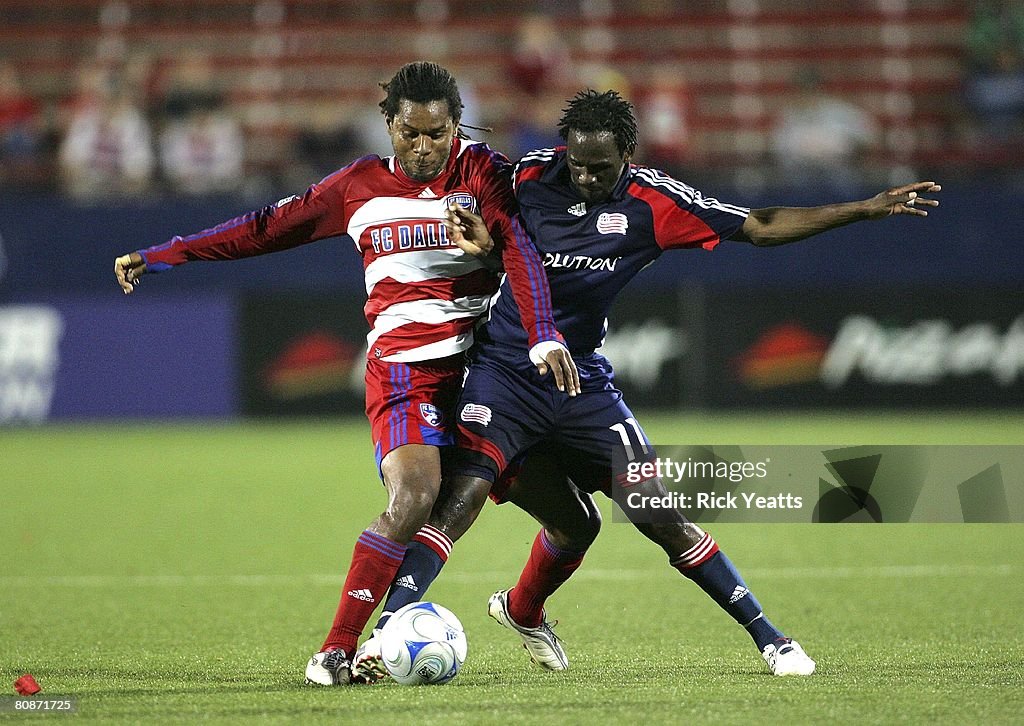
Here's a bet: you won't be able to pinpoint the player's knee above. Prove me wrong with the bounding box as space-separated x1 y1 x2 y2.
382 468 441 535
575 503 602 549
446 474 492 510
430 475 491 540
394 483 439 521
550 502 601 551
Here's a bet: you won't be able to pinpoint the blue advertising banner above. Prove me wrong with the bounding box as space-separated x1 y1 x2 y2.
0 296 236 422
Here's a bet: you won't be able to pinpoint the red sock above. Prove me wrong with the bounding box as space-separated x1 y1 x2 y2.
321 530 407 656
507 530 586 628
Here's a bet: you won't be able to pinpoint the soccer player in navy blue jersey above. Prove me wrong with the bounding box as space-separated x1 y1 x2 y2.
354 89 940 679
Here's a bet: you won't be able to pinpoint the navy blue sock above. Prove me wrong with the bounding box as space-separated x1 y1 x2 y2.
374 525 451 631
672 533 784 651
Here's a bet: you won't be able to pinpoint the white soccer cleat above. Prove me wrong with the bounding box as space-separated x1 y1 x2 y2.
350 629 389 684
488 589 568 671
304 649 351 685
761 638 816 676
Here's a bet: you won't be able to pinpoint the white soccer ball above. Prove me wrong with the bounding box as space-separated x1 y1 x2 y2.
379 601 468 685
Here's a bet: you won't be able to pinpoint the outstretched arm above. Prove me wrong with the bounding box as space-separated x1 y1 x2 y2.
114 252 147 294
112 175 351 294
732 181 941 247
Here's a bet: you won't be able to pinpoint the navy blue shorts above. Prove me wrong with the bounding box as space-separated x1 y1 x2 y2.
454 349 655 491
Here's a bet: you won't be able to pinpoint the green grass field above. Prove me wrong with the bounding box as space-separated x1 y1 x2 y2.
2 412 1022 723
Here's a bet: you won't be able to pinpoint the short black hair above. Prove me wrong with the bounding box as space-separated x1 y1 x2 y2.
379 61 463 123
557 89 638 155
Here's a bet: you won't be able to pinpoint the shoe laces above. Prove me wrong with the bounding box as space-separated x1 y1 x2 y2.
773 637 795 656
321 649 350 673
538 616 565 645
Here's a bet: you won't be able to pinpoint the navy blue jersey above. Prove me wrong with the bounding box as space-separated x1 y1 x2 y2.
479 147 749 358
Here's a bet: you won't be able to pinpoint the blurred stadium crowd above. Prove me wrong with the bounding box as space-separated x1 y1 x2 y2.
1 0 1020 202
2 0 1023 425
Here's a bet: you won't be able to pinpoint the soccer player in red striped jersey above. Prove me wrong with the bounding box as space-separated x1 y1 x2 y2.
112 62 579 686
360 89 940 678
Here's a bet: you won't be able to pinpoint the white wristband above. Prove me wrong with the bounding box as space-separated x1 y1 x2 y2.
529 340 568 366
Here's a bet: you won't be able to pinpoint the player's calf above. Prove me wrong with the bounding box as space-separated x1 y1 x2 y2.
373 524 454 634
536 491 602 553
670 532 815 673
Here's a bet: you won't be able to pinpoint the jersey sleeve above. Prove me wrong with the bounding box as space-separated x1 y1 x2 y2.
511 148 555 194
627 166 749 251
467 144 563 347
137 167 354 271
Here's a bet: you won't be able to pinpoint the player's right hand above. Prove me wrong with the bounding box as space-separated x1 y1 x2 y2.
114 252 147 294
445 202 495 258
532 343 581 397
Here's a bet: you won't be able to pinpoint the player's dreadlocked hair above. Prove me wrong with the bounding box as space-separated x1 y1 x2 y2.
557 89 638 156
379 61 463 124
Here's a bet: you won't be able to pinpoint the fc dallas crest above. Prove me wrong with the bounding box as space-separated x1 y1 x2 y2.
419 403 443 427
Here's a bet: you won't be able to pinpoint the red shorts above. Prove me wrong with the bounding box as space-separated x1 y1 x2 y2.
365 354 464 474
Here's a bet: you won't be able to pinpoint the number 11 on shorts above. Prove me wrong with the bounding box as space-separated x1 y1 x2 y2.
609 417 649 461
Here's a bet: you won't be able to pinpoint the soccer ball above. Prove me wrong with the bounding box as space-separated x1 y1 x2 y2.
379 602 468 685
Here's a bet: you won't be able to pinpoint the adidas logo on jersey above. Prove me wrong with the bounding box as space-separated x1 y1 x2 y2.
418 187 438 198
347 588 375 602
728 585 749 604
395 575 419 592
568 202 587 216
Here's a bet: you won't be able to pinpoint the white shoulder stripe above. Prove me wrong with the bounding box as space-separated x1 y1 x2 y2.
633 168 749 217
514 148 556 188
633 167 696 200
520 147 557 163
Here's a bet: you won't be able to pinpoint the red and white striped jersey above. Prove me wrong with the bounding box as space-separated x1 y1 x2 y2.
139 138 561 362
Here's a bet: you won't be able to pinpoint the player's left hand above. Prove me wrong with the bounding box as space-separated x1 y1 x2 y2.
444 202 495 257
867 181 941 219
